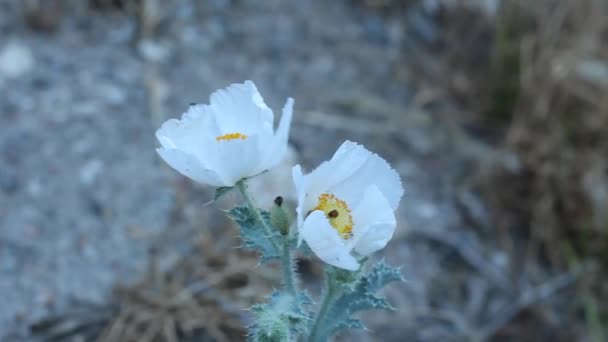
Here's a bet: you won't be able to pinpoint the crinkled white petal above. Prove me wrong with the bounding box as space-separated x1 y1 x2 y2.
300 211 359 271
156 80 294 187
329 141 404 210
156 148 226 187
293 141 403 235
155 104 220 160
209 81 273 135
292 142 404 268
347 185 397 255
302 141 370 205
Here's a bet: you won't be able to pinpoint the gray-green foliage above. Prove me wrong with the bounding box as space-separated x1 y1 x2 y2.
311 260 404 341
248 292 312 342
228 186 403 342
228 206 283 263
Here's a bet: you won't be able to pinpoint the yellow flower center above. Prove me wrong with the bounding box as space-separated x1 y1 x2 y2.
313 193 354 239
216 132 248 141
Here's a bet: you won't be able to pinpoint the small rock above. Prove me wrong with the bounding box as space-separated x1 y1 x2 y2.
137 39 170 63
99 83 126 106
80 160 104 186
0 42 34 79
26 178 42 197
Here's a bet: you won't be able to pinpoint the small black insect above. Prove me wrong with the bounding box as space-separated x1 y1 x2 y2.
328 209 339 218
274 196 284 207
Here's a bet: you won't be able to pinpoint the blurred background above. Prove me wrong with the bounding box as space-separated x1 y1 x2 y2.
0 0 607 341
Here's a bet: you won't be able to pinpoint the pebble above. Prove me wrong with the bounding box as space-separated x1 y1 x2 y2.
0 42 34 80
137 39 170 63
79 160 104 186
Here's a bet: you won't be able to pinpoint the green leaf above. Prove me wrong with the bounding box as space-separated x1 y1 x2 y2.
228 206 282 263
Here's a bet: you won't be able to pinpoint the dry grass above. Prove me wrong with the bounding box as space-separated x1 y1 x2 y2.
479 0 608 268
31 221 279 342
440 0 608 339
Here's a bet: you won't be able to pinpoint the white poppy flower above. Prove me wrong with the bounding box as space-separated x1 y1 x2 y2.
156 81 294 187
292 141 404 270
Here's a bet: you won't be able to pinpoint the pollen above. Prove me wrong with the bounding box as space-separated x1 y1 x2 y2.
313 193 354 239
216 132 248 141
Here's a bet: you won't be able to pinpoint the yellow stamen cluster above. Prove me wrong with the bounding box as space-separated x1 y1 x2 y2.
313 193 353 239
215 132 248 141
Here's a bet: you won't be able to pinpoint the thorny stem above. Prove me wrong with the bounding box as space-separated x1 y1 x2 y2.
236 180 297 296
281 237 297 296
308 270 338 342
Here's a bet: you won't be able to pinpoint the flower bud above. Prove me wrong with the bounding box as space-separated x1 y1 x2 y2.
271 196 291 235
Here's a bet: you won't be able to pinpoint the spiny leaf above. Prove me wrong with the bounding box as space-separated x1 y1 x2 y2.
298 291 314 306
313 261 404 339
335 318 365 331
214 186 233 200
228 206 282 263
366 259 404 293
248 292 311 342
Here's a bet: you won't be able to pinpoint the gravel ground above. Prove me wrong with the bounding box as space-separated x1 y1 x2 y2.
0 1 557 340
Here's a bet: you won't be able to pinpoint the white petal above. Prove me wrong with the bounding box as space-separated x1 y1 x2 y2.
308 141 370 192
277 98 294 144
297 141 371 214
155 104 220 160
292 165 308 245
330 141 403 210
209 81 274 135
157 148 227 187
261 98 294 169
354 222 395 256
214 135 263 186
300 211 359 271
347 185 396 255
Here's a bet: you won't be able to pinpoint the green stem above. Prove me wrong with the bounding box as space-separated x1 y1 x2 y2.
236 180 280 252
308 272 337 342
282 238 297 296
236 180 296 296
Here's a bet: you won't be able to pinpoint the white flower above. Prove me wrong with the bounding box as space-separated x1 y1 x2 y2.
156 81 294 187
292 141 404 270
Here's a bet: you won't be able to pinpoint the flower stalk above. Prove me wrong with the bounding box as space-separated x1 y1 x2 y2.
236 180 280 251
281 237 297 296
308 270 339 342
236 179 297 297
